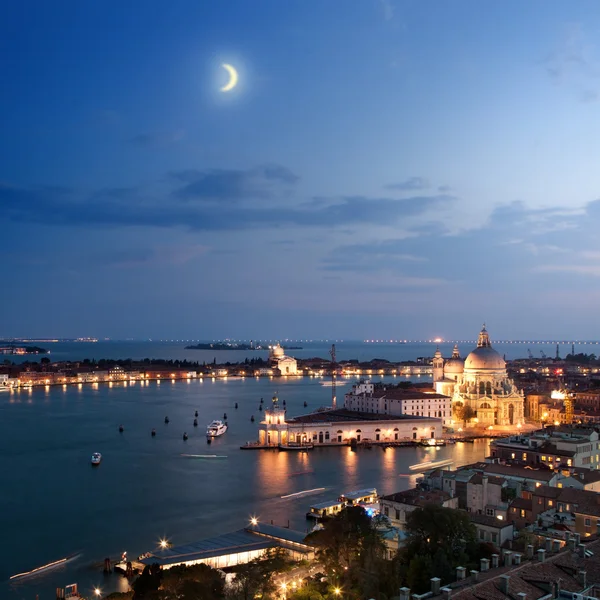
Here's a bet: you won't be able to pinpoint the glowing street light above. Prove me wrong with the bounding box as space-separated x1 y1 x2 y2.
333 587 342 596
250 516 259 526
159 538 169 549
94 588 102 598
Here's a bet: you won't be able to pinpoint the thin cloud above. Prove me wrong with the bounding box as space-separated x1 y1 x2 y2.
385 177 429 191
379 0 394 21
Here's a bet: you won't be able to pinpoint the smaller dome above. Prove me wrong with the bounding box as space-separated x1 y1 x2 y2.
444 358 464 375
271 344 285 358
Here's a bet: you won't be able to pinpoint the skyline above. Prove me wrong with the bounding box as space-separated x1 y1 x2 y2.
3 1 600 339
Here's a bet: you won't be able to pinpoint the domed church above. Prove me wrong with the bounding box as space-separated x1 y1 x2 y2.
433 325 524 428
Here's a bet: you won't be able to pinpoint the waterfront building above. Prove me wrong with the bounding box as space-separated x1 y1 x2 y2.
138 522 313 570
490 426 600 469
269 344 298 376
433 325 525 428
379 488 458 531
344 381 452 425
256 395 443 447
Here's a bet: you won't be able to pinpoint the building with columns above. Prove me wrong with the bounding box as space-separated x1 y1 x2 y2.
434 325 525 429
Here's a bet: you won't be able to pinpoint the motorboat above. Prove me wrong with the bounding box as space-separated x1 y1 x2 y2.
91 452 102 466
207 420 228 438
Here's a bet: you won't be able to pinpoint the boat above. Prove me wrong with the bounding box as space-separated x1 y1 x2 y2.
183 432 188 441
91 452 102 466
193 419 198 427
10 558 81 581
151 429 156 437
207 420 228 438
164 416 169 424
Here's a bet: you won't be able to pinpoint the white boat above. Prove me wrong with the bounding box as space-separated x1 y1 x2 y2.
91 452 102 466
206 420 227 437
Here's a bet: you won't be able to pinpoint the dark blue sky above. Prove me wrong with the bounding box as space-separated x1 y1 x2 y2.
2 1 600 340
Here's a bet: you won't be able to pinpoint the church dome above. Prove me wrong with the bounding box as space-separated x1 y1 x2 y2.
464 325 505 371
271 344 285 359
444 344 464 375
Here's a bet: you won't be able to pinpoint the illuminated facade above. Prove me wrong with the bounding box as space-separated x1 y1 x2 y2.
257 395 443 447
434 325 525 428
268 344 298 375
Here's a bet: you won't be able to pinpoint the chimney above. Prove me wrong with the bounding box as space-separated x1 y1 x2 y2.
574 533 581 545
470 570 479 582
491 553 499 568
537 548 546 562
480 558 490 572
399 587 410 600
578 543 586 558
456 566 466 581
514 553 522 565
431 577 441 595
441 587 452 600
568 538 576 550
596 521 600 537
500 575 510 595
504 551 513 566
545 538 552 552
526 545 534 559
517 594 527 600
578 570 587 588
552 539 561 553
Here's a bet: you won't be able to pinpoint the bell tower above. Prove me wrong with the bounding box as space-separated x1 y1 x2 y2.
433 346 444 383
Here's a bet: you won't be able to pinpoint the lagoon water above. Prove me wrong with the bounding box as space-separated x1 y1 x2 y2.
0 339 565 599
1 374 490 600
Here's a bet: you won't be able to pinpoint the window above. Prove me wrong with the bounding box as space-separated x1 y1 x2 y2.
520 510 526 518
585 518 591 527
486 508 494 516
523 453 527 460
479 530 485 541
395 509 400 520
548 500 553 507
492 533 498 543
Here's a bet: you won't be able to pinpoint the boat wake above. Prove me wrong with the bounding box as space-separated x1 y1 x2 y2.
281 487 326 499
10 553 82 581
181 454 227 459
408 459 454 472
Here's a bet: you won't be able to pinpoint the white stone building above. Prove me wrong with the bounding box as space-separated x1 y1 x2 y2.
256 396 443 447
433 325 525 429
268 344 298 376
344 381 453 426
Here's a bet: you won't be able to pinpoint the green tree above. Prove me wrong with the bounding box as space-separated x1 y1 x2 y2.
159 563 225 600
132 564 162 600
406 555 433 594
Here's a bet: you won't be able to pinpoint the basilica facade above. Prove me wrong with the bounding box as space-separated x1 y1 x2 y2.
433 326 524 428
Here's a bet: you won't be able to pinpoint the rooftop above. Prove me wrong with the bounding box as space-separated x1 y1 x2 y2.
286 408 440 424
140 524 311 567
468 513 513 529
380 488 452 507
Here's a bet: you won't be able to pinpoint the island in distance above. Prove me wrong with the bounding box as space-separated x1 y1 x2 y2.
184 341 302 351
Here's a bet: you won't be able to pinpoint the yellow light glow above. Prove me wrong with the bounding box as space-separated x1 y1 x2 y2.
250 516 258 526
159 538 168 549
221 63 238 92
94 589 102 597
333 587 342 596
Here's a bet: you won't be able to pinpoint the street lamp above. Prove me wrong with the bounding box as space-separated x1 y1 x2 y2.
250 516 259 526
94 588 102 598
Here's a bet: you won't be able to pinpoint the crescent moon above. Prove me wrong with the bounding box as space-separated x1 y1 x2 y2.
220 63 238 92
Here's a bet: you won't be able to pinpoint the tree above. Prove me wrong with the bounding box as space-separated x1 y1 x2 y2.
400 505 478 587
160 563 225 600
453 402 475 426
132 564 162 600
406 555 433 594
230 548 292 600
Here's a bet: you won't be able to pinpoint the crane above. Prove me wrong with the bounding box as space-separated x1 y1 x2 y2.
330 344 337 409
527 349 533 359
540 350 547 359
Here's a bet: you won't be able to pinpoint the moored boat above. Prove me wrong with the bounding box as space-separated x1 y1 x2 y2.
207 420 228 438
278 442 314 451
91 452 102 466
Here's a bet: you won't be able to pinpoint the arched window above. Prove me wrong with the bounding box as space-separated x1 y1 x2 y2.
480 402 491 409
479 381 485 395
375 427 381 441
486 382 492 395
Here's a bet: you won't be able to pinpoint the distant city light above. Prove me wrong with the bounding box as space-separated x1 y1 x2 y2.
250 516 258 526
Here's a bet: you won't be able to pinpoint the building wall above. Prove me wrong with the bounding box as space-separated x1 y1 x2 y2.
466 478 505 515
474 523 513 547
258 412 443 446
380 496 459 531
